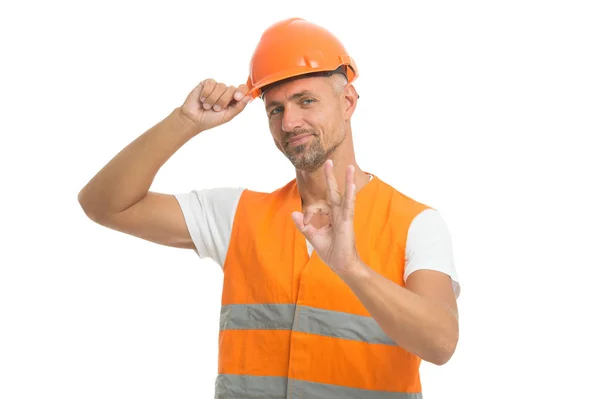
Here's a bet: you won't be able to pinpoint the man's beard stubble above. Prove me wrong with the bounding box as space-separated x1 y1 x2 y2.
282 129 344 173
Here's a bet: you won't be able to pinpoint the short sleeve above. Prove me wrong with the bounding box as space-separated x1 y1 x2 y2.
174 187 245 267
405 208 461 298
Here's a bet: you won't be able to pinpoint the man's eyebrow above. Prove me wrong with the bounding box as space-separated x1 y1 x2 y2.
266 90 314 109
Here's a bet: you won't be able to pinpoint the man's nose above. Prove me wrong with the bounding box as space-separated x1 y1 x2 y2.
281 107 303 132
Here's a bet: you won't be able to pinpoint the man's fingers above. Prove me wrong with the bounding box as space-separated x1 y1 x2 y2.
190 80 251 114
222 84 253 116
233 84 250 102
343 165 356 219
214 85 238 111
198 79 216 104
324 159 342 204
292 212 321 242
292 212 309 233
304 200 331 215
303 211 314 225
324 159 338 191
202 82 229 111
185 81 205 107
225 93 252 118
303 200 332 224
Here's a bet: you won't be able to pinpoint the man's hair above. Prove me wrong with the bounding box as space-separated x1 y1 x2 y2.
260 65 352 99
330 72 348 95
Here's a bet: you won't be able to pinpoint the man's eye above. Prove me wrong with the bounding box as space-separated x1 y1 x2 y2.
270 107 283 115
302 99 315 105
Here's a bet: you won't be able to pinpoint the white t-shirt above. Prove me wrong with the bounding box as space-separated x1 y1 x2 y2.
175 186 461 298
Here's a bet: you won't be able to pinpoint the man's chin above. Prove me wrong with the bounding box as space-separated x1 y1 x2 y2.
289 156 326 173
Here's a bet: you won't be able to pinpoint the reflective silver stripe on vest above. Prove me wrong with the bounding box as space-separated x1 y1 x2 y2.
215 374 287 398
293 305 395 345
220 304 296 330
220 304 395 345
214 374 422 399
289 378 423 399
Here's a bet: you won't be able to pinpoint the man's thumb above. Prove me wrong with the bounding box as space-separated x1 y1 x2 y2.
227 95 252 117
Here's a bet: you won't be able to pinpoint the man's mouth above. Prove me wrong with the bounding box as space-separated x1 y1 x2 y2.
287 133 313 145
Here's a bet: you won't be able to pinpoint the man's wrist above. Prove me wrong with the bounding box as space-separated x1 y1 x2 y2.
172 107 203 137
337 258 371 286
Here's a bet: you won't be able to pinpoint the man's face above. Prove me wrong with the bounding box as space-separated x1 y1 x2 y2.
263 75 347 172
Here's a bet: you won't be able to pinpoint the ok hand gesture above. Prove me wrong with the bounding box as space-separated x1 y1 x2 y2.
292 160 362 276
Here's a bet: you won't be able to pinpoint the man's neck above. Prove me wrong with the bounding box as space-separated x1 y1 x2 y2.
295 156 371 207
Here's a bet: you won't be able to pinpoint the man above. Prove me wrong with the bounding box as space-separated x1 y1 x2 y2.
78 17 460 398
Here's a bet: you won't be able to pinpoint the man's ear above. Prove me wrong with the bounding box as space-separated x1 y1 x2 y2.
343 83 359 119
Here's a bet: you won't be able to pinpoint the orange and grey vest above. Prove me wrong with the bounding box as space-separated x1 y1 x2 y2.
216 175 430 398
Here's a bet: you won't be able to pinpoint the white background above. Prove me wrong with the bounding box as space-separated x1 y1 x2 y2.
1 1 599 398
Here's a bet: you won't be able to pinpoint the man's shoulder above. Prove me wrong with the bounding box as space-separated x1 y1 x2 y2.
238 178 297 202
186 178 295 202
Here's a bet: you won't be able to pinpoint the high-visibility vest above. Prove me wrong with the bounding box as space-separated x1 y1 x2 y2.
216 175 430 398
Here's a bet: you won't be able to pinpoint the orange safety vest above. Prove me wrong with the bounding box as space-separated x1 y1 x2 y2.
216 175 430 398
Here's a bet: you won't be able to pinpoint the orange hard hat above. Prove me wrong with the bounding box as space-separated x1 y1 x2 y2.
246 18 359 99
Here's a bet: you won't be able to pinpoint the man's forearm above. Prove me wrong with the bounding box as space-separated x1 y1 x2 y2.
338 261 459 365
78 108 198 218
